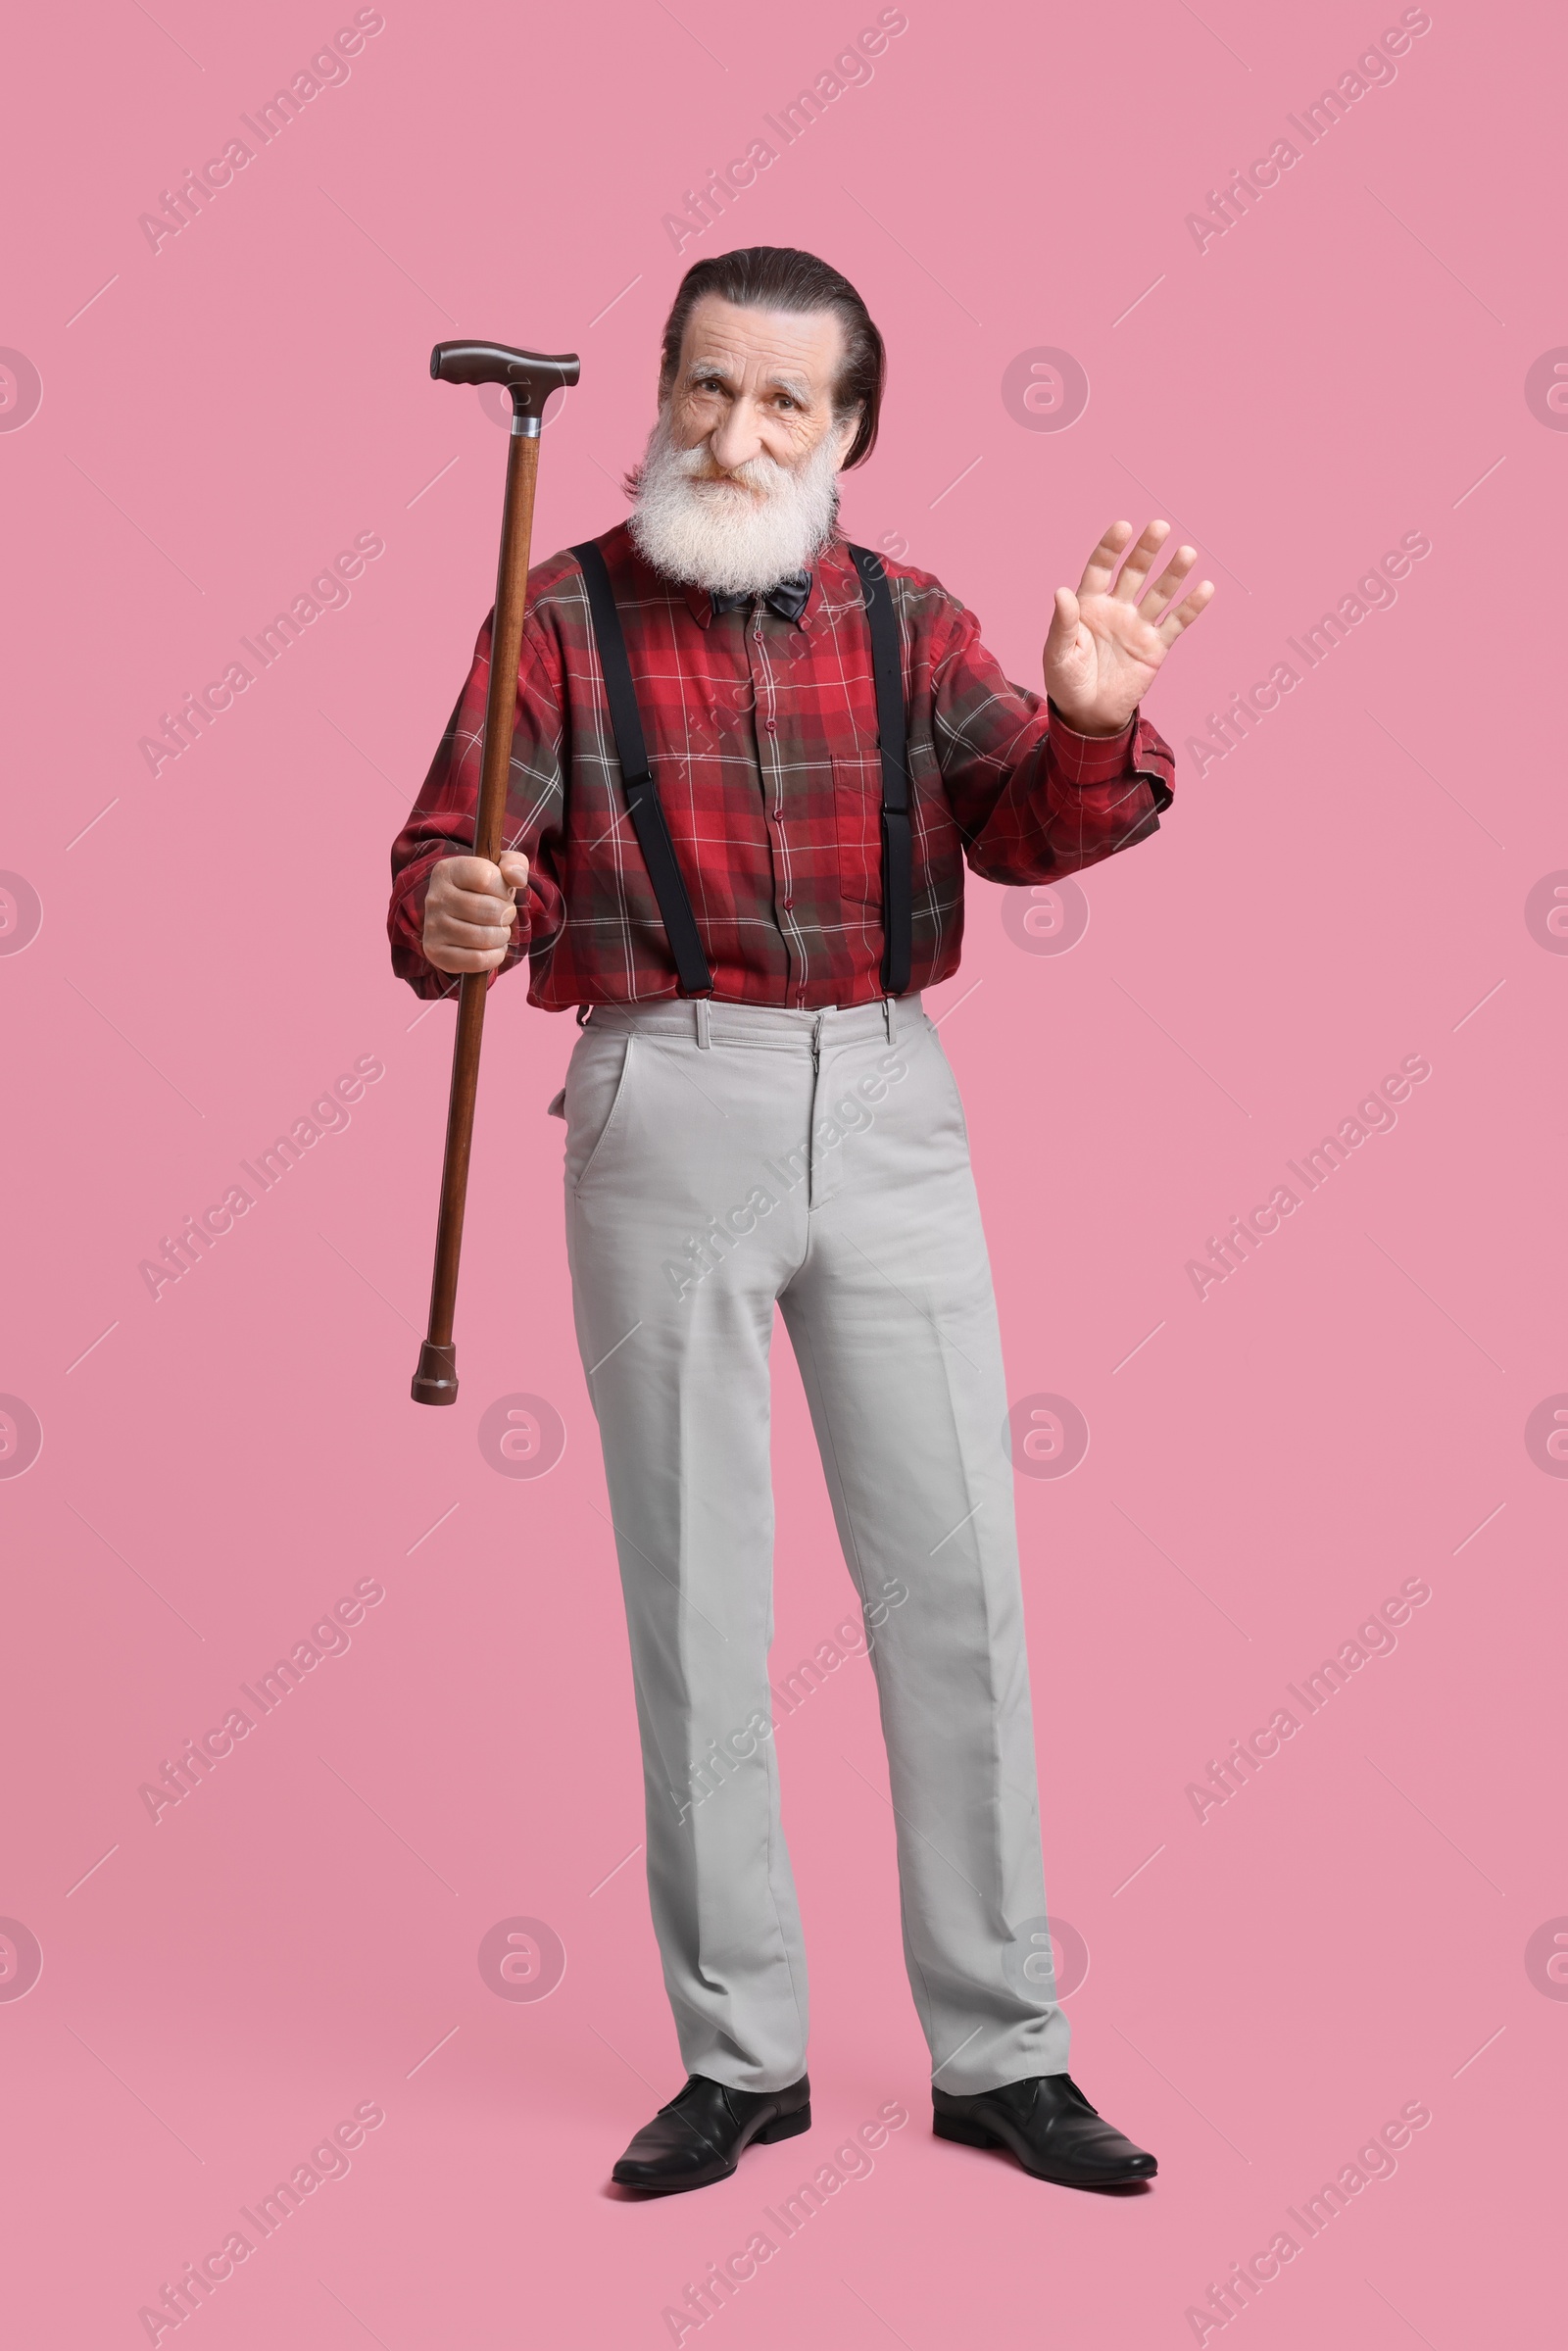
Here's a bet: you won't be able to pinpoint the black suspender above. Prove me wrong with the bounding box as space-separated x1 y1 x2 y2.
572 539 715 998
569 538 912 1000
849 543 912 997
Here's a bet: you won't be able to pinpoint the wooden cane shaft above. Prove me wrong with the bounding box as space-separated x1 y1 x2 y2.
412 427 542 1402
420 968 489 1355
475 431 540 861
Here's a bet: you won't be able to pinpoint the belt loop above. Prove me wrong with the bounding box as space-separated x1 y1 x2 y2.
883 995 897 1047
695 1000 711 1050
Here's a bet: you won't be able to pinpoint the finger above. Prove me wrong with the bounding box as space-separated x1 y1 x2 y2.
440 856 509 896
427 943 511 977
444 884 523 921
432 879 514 925
438 909 516 947
1155 579 1216 646
1109 519 1171 603
427 943 510 973
1075 521 1135 599
1136 545 1200 620
497 852 530 891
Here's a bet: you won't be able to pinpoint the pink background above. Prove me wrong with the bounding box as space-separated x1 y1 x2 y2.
3 1 1563 2342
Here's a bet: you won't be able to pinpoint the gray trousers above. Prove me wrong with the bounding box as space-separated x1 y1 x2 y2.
561 992 1069 2095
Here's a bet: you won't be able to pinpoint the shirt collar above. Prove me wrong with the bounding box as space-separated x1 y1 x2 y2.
676 539 853 631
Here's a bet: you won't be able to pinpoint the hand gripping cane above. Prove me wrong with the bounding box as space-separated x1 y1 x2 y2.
410 339 579 1406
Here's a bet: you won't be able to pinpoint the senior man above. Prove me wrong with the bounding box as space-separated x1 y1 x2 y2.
389 246 1213 2195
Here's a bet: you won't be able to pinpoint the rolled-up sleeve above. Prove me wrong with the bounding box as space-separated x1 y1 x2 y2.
926 596 1174 888
387 600 567 999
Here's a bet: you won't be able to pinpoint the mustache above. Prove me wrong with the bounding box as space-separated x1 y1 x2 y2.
626 408 841 594
671 444 792 495
622 415 810 504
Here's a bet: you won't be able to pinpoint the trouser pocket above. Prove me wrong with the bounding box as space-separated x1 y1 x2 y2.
563 1029 636 1190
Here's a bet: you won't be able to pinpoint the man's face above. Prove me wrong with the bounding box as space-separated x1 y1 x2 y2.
665 295 857 485
628 293 858 594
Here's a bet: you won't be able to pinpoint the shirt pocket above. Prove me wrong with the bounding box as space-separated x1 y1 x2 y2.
832 745 884 908
563 1030 637 1191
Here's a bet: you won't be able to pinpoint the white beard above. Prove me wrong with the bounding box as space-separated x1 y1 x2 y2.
627 412 842 595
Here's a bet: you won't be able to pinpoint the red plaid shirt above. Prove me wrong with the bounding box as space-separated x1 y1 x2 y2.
387 522 1174 1010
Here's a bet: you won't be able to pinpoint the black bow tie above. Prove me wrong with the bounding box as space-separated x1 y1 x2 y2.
710 570 812 624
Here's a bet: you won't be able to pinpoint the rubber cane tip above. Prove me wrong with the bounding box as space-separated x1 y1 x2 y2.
411 1341 459 1406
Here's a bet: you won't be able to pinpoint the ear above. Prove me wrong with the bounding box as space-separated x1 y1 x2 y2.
831 405 861 467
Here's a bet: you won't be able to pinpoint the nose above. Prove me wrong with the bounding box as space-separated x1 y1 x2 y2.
708 397 763 473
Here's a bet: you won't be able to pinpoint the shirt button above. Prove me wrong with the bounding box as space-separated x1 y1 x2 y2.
780 897 794 911
764 718 777 734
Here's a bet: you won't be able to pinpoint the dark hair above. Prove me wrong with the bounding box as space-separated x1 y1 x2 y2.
658 246 885 468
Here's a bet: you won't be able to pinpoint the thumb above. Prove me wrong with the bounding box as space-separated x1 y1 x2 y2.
1048 586 1079 640
1044 587 1080 680
497 851 530 896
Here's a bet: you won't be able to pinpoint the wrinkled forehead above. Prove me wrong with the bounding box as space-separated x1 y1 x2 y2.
671 295 846 400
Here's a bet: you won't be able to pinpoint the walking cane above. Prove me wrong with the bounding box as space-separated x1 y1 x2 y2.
410 338 579 1407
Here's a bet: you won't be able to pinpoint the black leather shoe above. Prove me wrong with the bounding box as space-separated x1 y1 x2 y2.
612 2073 810 2193
932 2073 1156 2186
